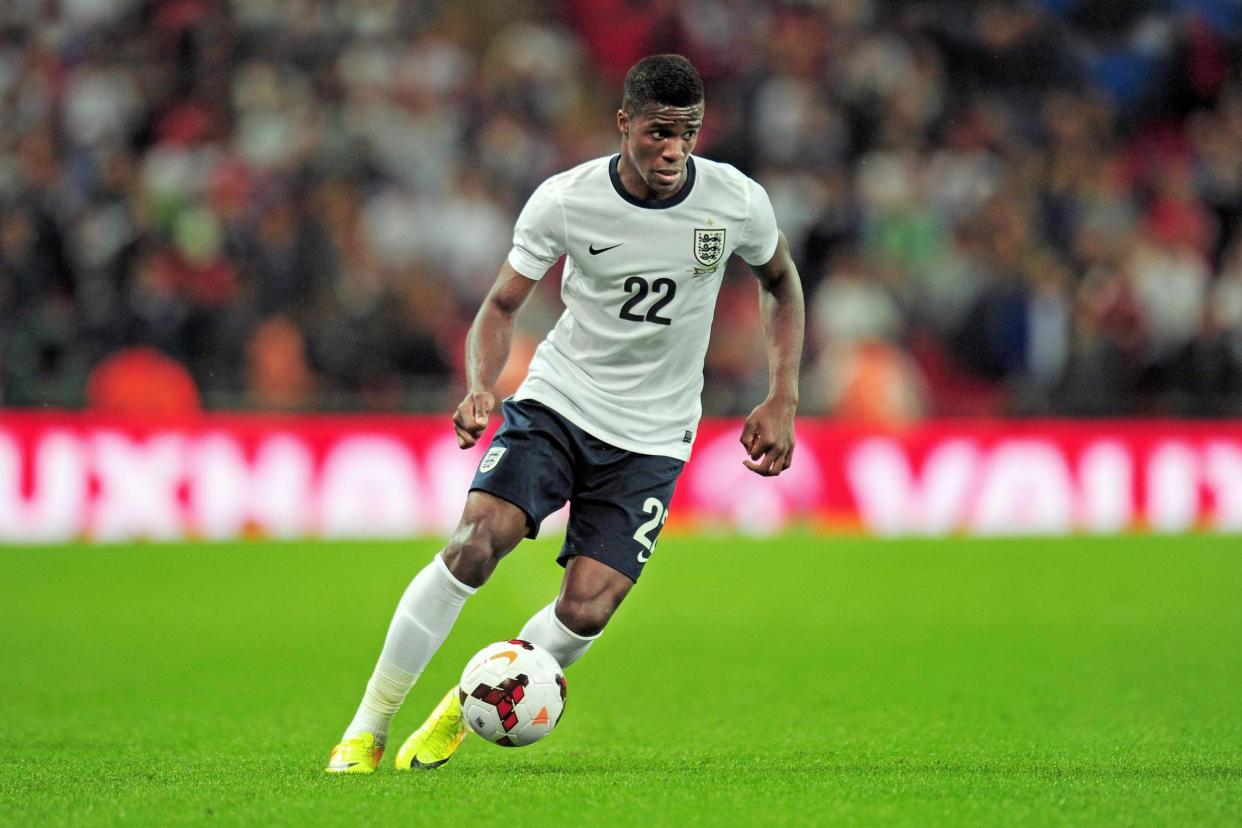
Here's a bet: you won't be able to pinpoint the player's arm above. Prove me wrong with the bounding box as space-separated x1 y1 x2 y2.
453 261 539 448
741 230 805 476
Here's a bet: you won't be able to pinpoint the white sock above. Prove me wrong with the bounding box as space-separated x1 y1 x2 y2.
518 600 599 669
343 553 477 744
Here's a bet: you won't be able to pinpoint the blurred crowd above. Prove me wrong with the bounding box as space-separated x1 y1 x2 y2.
2 0 1242 420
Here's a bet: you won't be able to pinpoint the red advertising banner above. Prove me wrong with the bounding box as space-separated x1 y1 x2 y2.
1 411 1240 541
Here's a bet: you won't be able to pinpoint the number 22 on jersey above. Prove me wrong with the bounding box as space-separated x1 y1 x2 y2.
619 277 676 326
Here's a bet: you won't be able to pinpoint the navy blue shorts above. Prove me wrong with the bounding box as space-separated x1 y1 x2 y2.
469 398 684 582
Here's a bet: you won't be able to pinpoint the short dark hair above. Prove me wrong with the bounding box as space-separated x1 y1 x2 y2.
621 54 704 115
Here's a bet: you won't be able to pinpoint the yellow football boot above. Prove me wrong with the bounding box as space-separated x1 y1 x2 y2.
325 732 383 774
394 687 469 770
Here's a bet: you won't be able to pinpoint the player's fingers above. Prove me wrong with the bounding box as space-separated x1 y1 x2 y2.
765 440 794 474
454 421 478 449
743 448 782 476
760 447 787 476
740 419 759 453
751 436 775 461
742 427 765 459
452 399 482 449
743 458 778 476
472 392 495 428
470 403 487 429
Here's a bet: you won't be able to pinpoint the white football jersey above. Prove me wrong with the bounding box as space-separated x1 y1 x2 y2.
506 154 779 460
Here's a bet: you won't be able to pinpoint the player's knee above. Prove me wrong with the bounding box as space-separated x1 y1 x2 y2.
554 596 614 638
442 518 522 587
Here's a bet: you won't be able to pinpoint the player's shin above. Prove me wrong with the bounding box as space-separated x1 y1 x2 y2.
518 600 599 668
342 553 477 745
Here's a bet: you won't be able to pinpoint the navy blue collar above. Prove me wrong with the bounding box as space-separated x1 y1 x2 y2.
609 155 696 209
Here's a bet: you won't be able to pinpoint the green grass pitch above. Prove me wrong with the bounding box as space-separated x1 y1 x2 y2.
2 533 1240 826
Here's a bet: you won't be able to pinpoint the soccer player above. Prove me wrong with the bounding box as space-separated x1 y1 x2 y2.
326 54 804 773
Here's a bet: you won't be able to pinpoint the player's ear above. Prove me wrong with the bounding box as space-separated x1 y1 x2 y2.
617 109 629 135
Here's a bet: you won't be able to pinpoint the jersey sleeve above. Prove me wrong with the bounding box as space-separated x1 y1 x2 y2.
506 179 566 280
734 178 779 267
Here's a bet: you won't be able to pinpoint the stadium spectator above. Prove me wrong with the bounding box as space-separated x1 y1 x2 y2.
245 314 315 410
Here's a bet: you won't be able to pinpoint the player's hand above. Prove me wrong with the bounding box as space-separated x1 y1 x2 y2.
739 396 796 476
453 391 496 449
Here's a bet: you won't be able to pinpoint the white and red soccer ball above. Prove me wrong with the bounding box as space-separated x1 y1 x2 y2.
459 639 567 747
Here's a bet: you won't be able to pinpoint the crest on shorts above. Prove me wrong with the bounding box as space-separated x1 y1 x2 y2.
693 228 726 268
479 446 507 474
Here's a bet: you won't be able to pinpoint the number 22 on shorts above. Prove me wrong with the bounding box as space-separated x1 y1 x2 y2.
633 497 669 563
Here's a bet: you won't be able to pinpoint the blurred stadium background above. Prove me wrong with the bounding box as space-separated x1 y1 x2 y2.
3 0 1242 541
3 0 1241 419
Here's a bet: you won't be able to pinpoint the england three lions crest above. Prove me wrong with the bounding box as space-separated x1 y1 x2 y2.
693 228 726 268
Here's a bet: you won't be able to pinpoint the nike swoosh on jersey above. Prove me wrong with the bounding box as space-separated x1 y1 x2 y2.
588 243 623 255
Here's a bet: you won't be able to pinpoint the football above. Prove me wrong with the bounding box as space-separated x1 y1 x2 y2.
459 639 567 747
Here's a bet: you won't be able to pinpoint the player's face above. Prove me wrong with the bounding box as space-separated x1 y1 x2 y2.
617 103 704 200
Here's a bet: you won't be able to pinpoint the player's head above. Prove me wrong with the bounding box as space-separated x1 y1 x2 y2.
621 54 704 117
616 55 704 200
